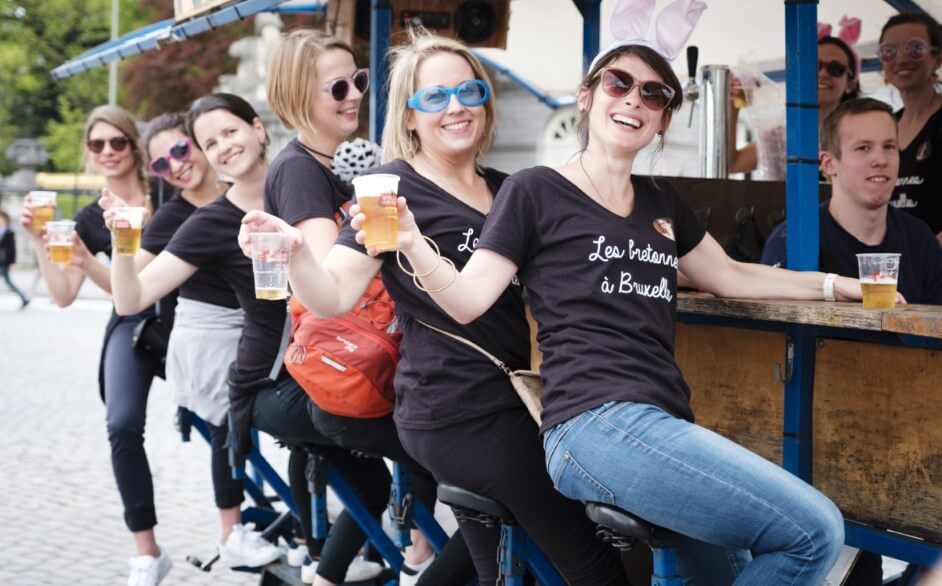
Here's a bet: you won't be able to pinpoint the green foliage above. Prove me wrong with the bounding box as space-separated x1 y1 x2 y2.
0 0 151 173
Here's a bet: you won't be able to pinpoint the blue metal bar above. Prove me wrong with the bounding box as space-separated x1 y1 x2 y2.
845 522 941 567
499 526 527 585
172 0 286 39
471 50 576 109
247 445 298 515
272 3 327 14
250 429 264 493
327 466 404 572
412 500 448 554
572 0 602 75
389 463 414 548
784 0 820 272
781 328 816 481
651 547 682 585
883 0 936 18
523 536 566 585
370 0 393 144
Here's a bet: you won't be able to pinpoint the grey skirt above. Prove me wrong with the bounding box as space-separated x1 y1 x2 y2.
166 298 244 426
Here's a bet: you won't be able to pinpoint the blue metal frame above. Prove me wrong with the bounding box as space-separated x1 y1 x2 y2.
572 0 602 75
370 0 393 144
651 545 682 586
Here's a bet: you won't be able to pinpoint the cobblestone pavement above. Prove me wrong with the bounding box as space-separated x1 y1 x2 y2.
0 291 285 585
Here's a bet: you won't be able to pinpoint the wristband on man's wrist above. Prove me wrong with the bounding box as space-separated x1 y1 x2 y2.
823 273 838 302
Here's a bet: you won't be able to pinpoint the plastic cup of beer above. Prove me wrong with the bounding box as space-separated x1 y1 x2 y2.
112 207 145 256
856 253 901 309
29 191 57 235
351 173 400 252
46 220 75 266
249 233 291 300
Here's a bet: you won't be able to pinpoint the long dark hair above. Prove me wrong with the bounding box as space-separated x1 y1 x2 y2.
880 12 942 47
142 112 188 158
819 36 860 102
576 45 683 151
186 93 268 151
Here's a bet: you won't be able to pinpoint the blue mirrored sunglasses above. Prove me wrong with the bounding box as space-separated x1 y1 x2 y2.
406 80 490 113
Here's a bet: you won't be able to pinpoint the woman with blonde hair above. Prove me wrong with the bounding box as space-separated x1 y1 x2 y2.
241 29 628 585
21 105 179 585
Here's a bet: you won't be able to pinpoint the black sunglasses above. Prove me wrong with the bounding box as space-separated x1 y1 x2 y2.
818 59 852 79
599 68 675 111
87 136 131 154
324 69 370 102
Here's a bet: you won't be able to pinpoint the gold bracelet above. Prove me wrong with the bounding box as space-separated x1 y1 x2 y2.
413 257 457 293
396 235 442 278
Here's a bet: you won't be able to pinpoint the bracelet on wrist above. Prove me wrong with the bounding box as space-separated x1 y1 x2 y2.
396 235 442 278
413 257 457 293
823 273 838 302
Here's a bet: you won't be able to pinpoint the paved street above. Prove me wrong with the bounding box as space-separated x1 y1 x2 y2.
0 275 284 585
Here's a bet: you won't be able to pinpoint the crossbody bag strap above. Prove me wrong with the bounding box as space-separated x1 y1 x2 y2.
415 319 512 376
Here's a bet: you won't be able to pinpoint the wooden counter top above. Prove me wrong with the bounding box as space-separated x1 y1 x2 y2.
678 292 942 340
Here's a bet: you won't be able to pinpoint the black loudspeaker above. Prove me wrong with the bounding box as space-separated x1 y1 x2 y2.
390 0 510 48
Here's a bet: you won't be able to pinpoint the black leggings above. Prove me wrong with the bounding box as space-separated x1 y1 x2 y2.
252 378 392 585
207 419 245 509
103 317 160 532
399 408 628 586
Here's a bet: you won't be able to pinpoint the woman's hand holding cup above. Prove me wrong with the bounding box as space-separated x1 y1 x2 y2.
238 210 303 259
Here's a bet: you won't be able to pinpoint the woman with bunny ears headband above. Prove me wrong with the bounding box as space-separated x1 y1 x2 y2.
729 17 862 174
382 0 857 582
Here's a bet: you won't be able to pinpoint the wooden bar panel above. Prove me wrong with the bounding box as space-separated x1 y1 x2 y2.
675 324 785 465
813 339 942 544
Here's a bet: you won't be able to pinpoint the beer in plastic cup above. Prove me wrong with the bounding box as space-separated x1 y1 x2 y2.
351 174 400 252
112 207 145 256
856 253 900 309
46 220 75 266
249 233 290 300
29 191 57 235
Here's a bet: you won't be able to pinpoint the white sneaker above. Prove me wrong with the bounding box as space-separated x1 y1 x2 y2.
286 545 309 567
301 560 319 584
399 553 435 586
127 547 172 586
218 523 283 569
300 556 383 584
345 556 384 582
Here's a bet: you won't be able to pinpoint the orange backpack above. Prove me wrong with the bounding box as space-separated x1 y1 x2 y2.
284 204 401 418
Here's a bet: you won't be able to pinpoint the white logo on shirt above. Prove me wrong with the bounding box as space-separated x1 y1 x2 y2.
589 235 676 302
890 193 918 209
456 227 520 286
896 176 923 186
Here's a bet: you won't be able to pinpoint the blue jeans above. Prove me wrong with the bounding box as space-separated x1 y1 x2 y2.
543 401 844 585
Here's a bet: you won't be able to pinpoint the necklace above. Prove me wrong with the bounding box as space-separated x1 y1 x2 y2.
579 154 607 203
299 141 334 161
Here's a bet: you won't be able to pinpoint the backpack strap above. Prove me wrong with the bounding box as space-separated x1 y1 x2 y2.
270 309 292 381
415 319 513 376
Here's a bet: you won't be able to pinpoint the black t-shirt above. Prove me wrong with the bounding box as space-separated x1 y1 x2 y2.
142 195 240 309
892 107 942 234
336 160 529 430
477 167 707 433
264 138 352 223
165 194 287 383
760 201 942 304
74 201 113 257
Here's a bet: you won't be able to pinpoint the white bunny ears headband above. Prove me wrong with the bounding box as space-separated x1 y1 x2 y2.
589 0 707 73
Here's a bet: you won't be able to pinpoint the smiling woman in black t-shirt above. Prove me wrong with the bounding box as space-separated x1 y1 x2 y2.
382 39 872 585
241 30 627 586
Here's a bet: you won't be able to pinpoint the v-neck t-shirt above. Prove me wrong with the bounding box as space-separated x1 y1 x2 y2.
165 194 287 384
335 160 529 430
264 138 352 224
477 166 707 433
891 106 942 234
142 194 240 309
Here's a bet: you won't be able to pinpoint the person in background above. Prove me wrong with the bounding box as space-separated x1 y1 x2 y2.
761 98 942 306
879 12 942 243
729 33 860 174
21 105 178 586
0 210 30 308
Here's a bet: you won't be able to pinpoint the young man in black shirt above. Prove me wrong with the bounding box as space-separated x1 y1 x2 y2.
762 97 942 305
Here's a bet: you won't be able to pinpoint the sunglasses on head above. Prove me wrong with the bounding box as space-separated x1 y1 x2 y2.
599 68 675 111
878 39 938 62
324 68 370 102
818 59 852 78
148 137 192 177
407 80 490 113
87 136 131 154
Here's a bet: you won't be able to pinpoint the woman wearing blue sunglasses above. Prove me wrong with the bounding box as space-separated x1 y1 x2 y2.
240 29 628 586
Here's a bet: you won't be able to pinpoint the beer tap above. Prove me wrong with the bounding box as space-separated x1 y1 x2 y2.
685 46 699 127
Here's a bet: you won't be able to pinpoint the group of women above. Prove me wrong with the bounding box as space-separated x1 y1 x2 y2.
21 8 942 586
